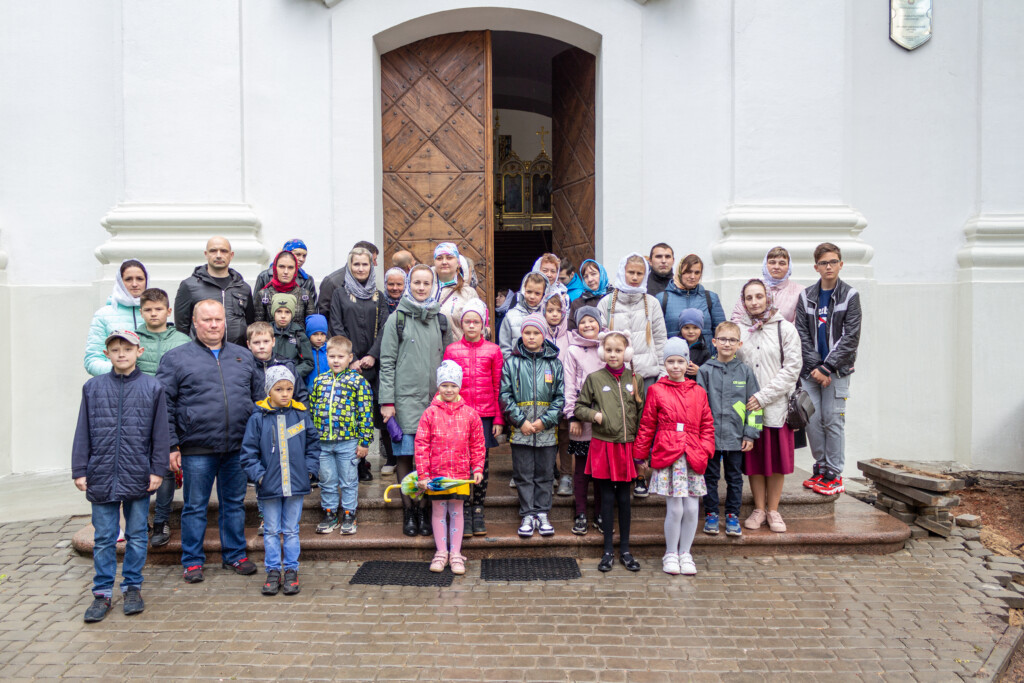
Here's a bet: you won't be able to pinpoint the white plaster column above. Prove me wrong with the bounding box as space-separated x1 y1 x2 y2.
0 230 9 476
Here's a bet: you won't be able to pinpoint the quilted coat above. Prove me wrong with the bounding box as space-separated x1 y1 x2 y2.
633 377 715 472
414 395 486 481
656 280 726 348
599 289 667 381
499 338 565 447
84 297 142 377
239 399 320 500
442 336 505 425
736 312 803 428
562 331 604 441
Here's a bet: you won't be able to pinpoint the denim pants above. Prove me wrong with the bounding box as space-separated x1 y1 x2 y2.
261 495 304 572
804 375 850 477
180 452 247 568
702 450 744 517
319 440 359 512
91 495 150 598
152 476 175 526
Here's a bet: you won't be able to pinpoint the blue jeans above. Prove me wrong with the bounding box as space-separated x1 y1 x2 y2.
91 496 150 597
804 375 850 477
180 453 247 568
261 495 304 572
702 450 744 517
152 475 175 525
319 440 359 512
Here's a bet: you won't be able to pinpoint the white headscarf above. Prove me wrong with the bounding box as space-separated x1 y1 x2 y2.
762 247 793 288
111 259 147 308
613 252 650 295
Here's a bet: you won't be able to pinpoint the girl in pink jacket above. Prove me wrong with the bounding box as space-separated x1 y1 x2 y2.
441 299 504 536
415 361 485 576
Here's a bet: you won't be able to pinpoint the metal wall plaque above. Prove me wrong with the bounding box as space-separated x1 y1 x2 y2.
891 0 932 51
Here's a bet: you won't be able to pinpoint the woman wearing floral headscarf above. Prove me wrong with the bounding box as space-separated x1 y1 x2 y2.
432 242 479 340
254 239 318 307
730 246 804 324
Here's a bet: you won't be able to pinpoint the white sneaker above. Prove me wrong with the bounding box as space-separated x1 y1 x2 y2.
536 513 554 536
509 478 517 488
518 515 535 538
678 552 697 575
662 553 680 575
380 464 396 476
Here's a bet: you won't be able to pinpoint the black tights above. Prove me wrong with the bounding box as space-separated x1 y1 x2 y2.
395 455 422 512
598 480 632 555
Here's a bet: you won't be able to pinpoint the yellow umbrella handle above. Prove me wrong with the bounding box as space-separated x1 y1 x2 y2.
382 484 401 503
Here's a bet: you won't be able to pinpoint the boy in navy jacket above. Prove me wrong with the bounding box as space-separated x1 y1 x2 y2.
72 329 169 623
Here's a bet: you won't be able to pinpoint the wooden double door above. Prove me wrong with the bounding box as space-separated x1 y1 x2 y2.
381 31 595 307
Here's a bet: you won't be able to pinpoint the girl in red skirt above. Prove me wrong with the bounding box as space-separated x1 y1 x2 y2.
574 330 646 572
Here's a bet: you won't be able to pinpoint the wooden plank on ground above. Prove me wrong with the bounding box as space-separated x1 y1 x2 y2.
857 460 964 492
868 479 961 508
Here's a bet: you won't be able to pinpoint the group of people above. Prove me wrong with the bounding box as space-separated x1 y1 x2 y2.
72 234 861 622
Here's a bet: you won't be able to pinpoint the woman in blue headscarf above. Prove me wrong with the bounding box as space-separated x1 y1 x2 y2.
254 238 318 308
568 258 609 331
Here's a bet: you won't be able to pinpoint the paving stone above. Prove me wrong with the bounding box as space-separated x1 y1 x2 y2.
955 514 982 528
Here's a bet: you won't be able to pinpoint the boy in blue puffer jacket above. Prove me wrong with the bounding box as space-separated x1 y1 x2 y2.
239 366 320 597
72 329 169 623
304 314 330 390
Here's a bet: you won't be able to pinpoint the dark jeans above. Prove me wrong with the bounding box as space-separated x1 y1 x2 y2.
702 450 744 517
510 444 557 517
152 475 175 526
91 495 150 597
180 452 247 568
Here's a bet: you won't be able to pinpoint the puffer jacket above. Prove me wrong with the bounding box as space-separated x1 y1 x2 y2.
253 355 308 404
306 344 329 391
254 269 317 310
437 283 479 341
656 280 725 348
499 339 565 447
254 284 315 329
574 366 646 444
696 357 763 451
599 289 667 381
498 298 541 358
156 338 263 455
239 398 320 500
328 286 388 386
562 331 604 441
272 321 314 379
174 266 255 347
136 326 190 376
71 369 170 504
634 377 715 471
378 297 452 434
85 297 142 376
443 336 504 424
414 395 486 480
737 313 802 428
308 369 374 446
794 278 861 379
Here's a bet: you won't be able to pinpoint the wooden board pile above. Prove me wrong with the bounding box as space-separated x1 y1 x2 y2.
857 459 965 537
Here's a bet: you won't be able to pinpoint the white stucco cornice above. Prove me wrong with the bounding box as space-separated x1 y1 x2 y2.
957 213 1024 282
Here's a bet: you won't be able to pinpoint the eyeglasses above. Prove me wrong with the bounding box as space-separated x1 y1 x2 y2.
714 337 740 344
816 259 840 268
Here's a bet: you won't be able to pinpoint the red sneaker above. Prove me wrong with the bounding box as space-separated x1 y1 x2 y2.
802 474 823 489
812 476 845 496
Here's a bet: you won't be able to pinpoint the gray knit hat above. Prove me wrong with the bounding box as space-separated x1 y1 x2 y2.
265 365 296 395
436 360 463 388
574 305 603 328
662 337 690 363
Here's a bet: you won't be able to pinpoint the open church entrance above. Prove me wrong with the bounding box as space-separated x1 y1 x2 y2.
380 30 596 313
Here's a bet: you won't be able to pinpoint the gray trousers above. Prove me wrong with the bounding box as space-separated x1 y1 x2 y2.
510 444 557 517
803 375 850 477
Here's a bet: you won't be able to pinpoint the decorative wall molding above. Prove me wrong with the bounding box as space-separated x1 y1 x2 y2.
95 204 270 282
956 213 1024 283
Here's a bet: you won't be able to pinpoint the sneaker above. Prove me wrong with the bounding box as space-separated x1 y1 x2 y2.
744 509 767 530
117 527 125 543
678 552 697 575
340 510 357 535
703 512 720 535
556 475 573 497
222 557 258 575
471 506 487 536
509 478 517 488
123 586 144 615
725 513 742 537
281 569 300 596
633 477 649 498
803 473 824 489
662 553 680 575
317 509 339 534
812 476 845 496
572 514 588 536
536 513 554 537
518 515 535 538
262 570 281 596
182 565 204 583
766 510 787 533
83 596 111 623
380 464 396 476
593 514 605 531
150 522 171 548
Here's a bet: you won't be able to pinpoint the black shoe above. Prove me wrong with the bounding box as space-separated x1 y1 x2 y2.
150 522 171 547
358 461 374 482
340 510 357 535
222 557 258 575
123 587 144 615
471 506 487 536
417 507 432 536
183 565 204 583
402 508 417 537
463 504 473 537
572 514 588 536
83 596 111 623
620 552 641 572
282 569 300 596
262 570 281 596
593 515 604 531
317 509 339 534
598 553 614 572
633 477 649 498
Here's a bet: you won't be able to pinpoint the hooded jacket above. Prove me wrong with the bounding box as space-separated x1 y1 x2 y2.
306 343 329 390
634 376 715 471
239 398 320 500
574 366 646 444
174 266 255 347
136 326 190 377
327 284 388 385
599 289 668 381
378 296 452 434
655 280 725 349
499 338 565 447
308 368 374 446
85 297 142 377
414 395 486 480
71 369 170 504
696 357 763 451
443 336 505 425
794 278 861 379
737 313 803 428
272 321 314 379
562 330 605 441
498 283 542 358
253 354 308 404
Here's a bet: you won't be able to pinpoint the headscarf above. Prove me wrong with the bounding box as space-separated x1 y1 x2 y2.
495 289 517 315
344 250 377 301
579 259 609 297
563 272 586 301
741 278 777 333
403 264 437 310
613 252 650 295
383 267 406 309
269 251 300 293
433 242 460 288
541 289 569 339
516 273 544 314
531 256 568 300
282 239 310 280
112 258 147 308
458 255 479 289
762 247 793 288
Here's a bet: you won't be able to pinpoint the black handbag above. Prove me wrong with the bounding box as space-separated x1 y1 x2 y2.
777 324 815 430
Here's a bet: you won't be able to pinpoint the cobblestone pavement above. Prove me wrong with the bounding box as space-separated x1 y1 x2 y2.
0 516 1018 681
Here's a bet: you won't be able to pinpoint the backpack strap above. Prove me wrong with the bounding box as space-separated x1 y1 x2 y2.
438 314 448 337
657 291 667 316
395 311 406 344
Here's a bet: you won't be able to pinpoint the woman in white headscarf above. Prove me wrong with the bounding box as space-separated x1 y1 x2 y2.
84 259 148 376
599 253 667 391
730 246 804 324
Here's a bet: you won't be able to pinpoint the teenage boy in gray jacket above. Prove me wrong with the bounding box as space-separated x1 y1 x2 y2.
697 321 762 537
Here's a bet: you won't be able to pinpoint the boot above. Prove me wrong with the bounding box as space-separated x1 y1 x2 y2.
472 506 486 536
463 504 473 537
402 507 417 537
417 505 432 536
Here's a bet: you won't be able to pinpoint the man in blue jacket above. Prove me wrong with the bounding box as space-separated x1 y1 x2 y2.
157 299 263 584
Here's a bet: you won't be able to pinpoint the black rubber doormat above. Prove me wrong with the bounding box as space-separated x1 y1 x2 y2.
480 556 581 582
349 560 453 587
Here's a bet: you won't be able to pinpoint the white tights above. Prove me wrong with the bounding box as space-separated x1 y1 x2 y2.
664 496 700 556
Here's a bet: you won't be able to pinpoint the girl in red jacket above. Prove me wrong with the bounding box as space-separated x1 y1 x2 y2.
415 361 485 576
634 337 715 576
442 299 503 536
